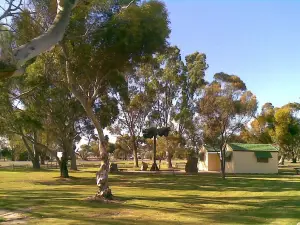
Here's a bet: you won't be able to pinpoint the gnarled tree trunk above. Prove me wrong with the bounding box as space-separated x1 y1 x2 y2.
279 155 285 165
64 51 111 199
84 105 112 199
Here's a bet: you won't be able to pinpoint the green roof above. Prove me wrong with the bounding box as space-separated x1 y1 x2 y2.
228 143 278 152
203 145 219 152
255 151 273 158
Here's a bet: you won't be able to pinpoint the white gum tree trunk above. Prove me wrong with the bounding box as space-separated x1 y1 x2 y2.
0 0 78 78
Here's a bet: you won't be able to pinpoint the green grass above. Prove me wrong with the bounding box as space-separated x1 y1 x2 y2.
0 165 300 224
0 217 5 222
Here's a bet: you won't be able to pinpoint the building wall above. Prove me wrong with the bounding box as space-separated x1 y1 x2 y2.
232 151 278 174
208 153 220 171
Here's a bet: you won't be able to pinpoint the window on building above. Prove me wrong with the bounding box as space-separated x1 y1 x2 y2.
255 151 272 163
257 158 269 163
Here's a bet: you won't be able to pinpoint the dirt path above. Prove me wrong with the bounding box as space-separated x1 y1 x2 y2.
0 210 28 224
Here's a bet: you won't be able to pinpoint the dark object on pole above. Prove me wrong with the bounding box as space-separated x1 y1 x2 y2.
142 127 170 171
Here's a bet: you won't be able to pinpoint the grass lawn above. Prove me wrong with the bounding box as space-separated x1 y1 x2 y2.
0 165 300 224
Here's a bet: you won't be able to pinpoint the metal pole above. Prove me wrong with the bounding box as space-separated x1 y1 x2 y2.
153 135 156 165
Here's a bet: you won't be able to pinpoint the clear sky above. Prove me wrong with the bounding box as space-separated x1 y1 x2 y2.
163 0 300 108
1 0 299 109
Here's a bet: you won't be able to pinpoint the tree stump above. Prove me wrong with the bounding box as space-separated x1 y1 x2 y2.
185 156 198 173
109 163 118 173
140 162 148 171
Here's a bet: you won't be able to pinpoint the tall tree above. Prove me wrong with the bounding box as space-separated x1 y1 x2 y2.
149 46 183 168
109 60 158 167
270 104 300 163
0 78 45 169
199 73 257 179
174 52 208 148
58 0 169 198
3 0 169 198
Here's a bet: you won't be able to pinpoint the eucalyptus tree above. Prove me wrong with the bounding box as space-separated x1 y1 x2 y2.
270 104 300 163
174 52 208 148
147 46 183 168
2 0 169 198
57 0 169 198
199 73 257 179
149 48 208 167
0 77 45 169
109 59 159 167
240 102 275 144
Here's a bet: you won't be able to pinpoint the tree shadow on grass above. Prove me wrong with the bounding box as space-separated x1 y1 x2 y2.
103 173 300 193
1 187 300 224
1 172 300 224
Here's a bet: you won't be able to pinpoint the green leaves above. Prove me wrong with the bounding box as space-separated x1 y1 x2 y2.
214 72 247 91
200 73 257 150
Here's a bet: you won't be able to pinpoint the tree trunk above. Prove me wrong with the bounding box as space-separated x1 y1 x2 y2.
132 136 139 167
32 132 41 169
11 153 15 161
70 148 77 170
21 135 39 169
292 157 297 163
59 153 69 178
83 106 112 199
32 153 40 169
150 136 159 171
279 155 285 165
65 59 111 199
220 148 226 180
166 150 172 168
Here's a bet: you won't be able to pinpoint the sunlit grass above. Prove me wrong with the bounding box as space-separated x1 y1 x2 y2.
0 164 300 225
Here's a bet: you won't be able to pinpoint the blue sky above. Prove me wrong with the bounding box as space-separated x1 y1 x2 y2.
164 0 300 108
1 0 299 108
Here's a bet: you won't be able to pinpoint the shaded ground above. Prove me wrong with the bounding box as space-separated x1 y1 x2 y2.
0 164 300 225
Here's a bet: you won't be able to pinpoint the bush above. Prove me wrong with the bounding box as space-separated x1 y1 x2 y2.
0 147 12 160
18 151 29 161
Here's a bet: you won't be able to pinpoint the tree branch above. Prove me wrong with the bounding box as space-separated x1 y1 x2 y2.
0 0 79 79
121 0 136 10
0 0 22 21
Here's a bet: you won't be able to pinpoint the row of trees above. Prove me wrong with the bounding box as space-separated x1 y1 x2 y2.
0 0 170 199
0 0 299 197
